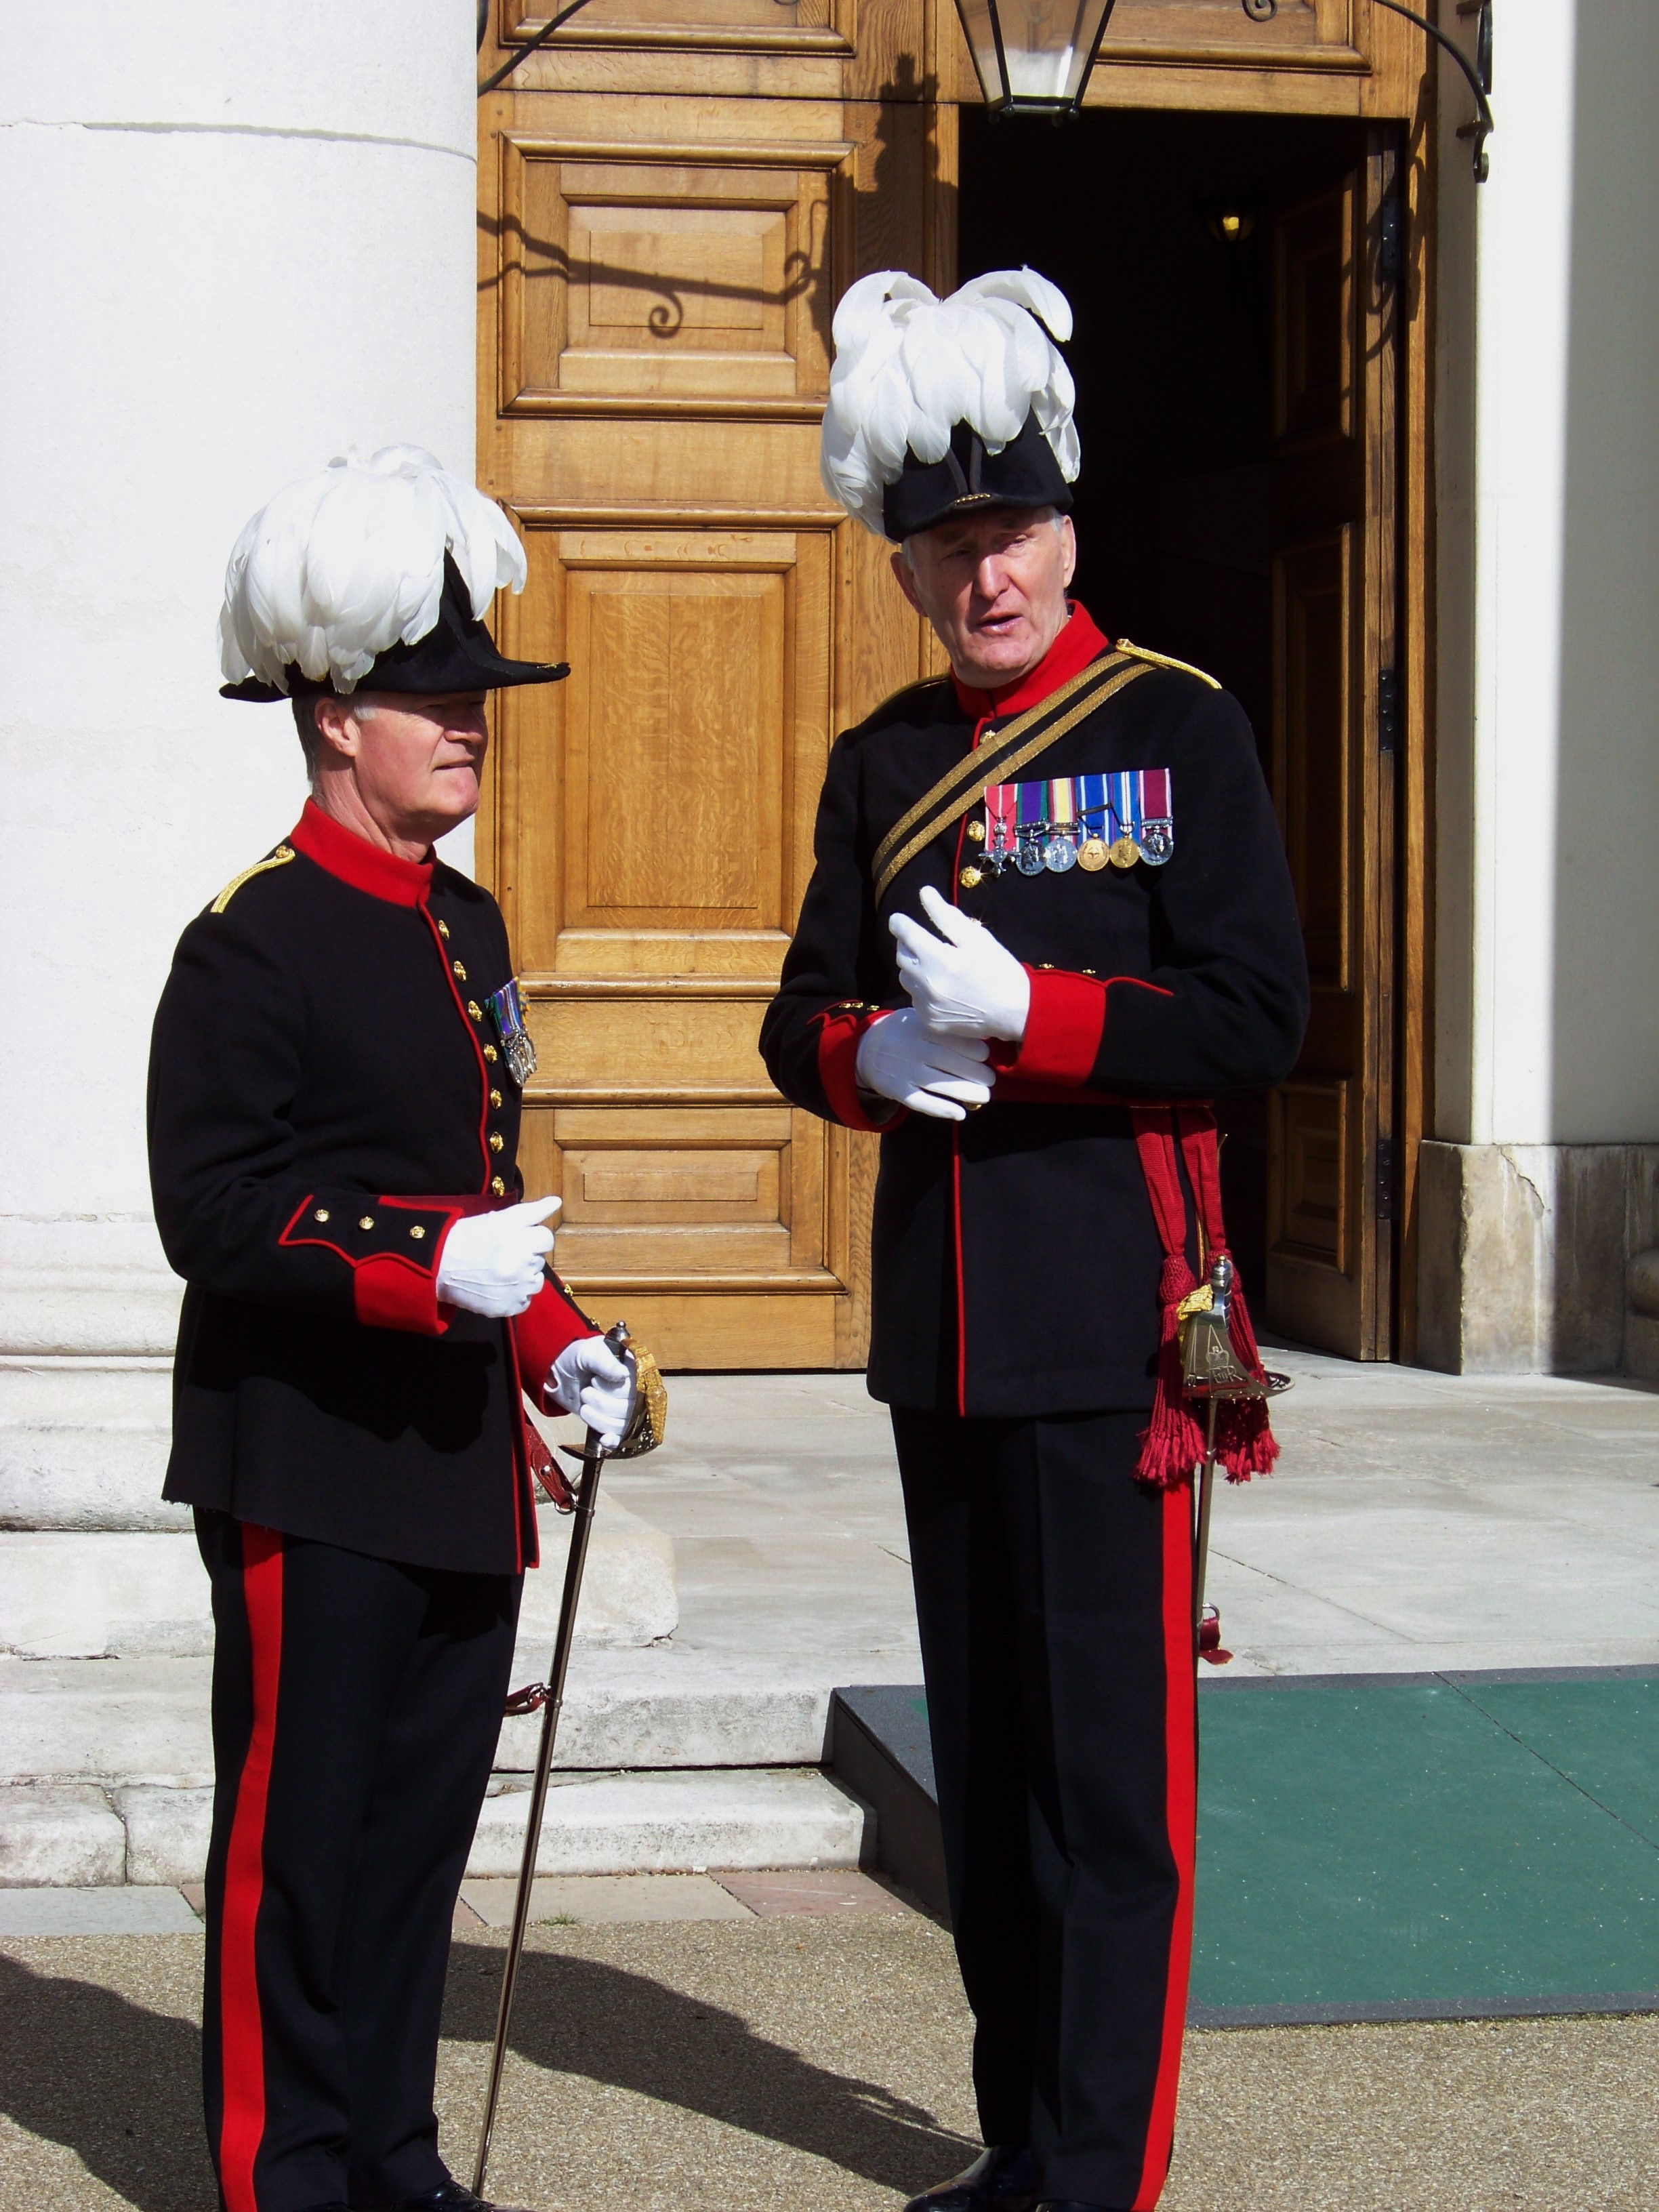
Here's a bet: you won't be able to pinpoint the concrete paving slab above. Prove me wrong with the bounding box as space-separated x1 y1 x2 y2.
461 1874 756 1927
0 1885 198 1934
713 1868 914 1918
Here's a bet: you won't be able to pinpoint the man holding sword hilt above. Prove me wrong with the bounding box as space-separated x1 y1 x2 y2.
149 447 639 2212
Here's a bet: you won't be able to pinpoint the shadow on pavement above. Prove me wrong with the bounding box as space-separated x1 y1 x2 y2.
444 1942 976 2194
0 1949 212 2212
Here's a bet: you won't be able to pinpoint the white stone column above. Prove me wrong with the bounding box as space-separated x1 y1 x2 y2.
1425 0 1659 1370
0 3 478 1553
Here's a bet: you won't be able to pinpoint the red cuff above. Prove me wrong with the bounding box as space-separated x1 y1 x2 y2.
354 1253 449 1335
513 1273 599 1405
815 1006 895 1132
1004 968 1110 1086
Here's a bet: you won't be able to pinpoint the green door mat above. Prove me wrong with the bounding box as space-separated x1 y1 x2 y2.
1191 1671 1659 2026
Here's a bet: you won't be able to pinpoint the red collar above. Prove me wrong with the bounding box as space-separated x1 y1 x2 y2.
950 603 1111 722
289 799 434 908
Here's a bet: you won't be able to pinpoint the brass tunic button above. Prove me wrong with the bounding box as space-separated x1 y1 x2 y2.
489 1088 503 1109
489 1131 504 1153
467 1001 483 1022
966 819 985 843
437 920 451 939
452 960 467 981
358 1215 375 1231
491 1175 506 1197
313 1207 330 1223
960 866 983 889
483 1044 498 1063
409 1224 426 1240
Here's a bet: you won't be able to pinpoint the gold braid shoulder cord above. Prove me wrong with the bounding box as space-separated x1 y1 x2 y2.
871 653 1153 907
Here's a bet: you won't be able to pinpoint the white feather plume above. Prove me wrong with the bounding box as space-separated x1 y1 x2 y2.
819 268 1078 535
218 445 529 693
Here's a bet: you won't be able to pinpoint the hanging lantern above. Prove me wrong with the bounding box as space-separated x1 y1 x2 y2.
954 0 1121 119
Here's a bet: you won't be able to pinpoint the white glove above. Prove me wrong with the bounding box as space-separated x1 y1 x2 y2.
854 1007 992 1122
436 1195 560 1319
547 1334 634 1450
890 884 1030 1044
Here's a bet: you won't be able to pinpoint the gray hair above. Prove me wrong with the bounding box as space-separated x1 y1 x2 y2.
291 692 378 779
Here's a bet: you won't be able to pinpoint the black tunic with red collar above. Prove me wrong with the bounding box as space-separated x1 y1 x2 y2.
148 801 592 1575
760 605 1309 1418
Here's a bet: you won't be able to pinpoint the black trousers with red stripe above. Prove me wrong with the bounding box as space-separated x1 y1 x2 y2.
891 1409 1195 2212
197 1510 520 2212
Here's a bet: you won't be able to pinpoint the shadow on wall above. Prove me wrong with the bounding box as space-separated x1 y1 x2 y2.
1552 2 1659 1149
1550 0 1659 1357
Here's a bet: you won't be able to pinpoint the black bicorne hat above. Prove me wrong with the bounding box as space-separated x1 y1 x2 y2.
221 554 569 703
882 415 1074 543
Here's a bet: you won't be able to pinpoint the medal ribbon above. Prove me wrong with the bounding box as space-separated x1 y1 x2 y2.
869 652 1153 906
1050 779 1076 836
985 781 1017 859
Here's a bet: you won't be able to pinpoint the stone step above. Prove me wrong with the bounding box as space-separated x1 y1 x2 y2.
0 1769 872 1887
0 1639 861 1788
0 1491 676 1661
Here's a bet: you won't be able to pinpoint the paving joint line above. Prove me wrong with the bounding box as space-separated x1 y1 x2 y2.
1436 1675 1659 1854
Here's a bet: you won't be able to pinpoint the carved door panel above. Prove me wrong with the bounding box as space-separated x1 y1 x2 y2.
1264 136 1398 1357
478 54 943 1366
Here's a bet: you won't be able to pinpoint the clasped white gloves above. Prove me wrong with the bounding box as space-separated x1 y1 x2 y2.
436 1195 560 1319
547 1334 634 1451
855 1006 992 1122
890 884 1031 1045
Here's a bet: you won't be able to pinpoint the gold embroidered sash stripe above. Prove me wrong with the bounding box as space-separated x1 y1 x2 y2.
872 657 1152 907
870 653 1128 892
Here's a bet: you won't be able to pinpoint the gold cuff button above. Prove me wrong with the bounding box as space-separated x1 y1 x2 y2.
489 1088 503 1109
491 1175 506 1197
453 961 467 981
488 1131 504 1153
409 1224 426 1240
313 1207 330 1223
467 1001 483 1022
358 1215 375 1231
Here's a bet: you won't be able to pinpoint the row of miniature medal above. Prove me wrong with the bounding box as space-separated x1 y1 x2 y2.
964 768 1175 882
485 977 537 1088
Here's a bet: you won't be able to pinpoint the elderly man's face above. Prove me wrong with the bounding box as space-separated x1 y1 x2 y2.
313 693 489 848
892 506 1077 690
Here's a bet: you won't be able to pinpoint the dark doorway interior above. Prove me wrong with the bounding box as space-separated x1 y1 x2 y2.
958 106 1368 1303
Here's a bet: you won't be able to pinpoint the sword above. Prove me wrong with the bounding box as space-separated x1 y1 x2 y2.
472 1319 637 2199
1179 1254 1290 1669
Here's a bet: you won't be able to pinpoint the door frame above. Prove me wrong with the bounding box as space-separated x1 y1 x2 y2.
474 38 1438 1365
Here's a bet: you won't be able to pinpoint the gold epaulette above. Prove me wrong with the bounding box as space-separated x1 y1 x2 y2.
1114 638 1223 691
211 844 296 914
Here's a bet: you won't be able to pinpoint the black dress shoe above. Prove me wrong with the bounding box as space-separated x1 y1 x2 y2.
385 2186 530 2212
905 2143 1040 2212
1034 2201 1115 2210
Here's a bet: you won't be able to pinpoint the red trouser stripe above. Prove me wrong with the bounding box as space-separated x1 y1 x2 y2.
219 1523 284 2212
1132 1485 1197 2210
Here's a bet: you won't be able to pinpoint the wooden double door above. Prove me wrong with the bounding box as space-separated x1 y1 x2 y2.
477 18 1414 1366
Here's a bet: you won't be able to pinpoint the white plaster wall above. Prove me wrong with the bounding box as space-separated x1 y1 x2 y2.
1466 0 1575 1146
0 4 478 1260
1437 0 1659 1150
